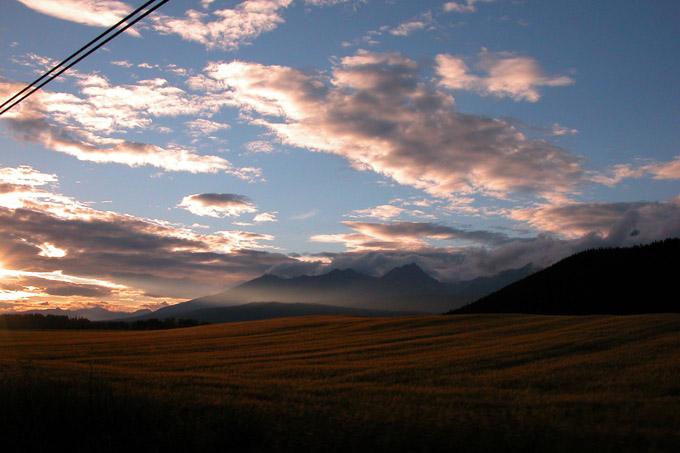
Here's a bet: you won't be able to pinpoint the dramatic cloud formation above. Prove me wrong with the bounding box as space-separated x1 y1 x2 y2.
179 193 257 218
202 51 582 200
1 163 676 310
3 0 677 315
435 52 574 102
0 165 295 309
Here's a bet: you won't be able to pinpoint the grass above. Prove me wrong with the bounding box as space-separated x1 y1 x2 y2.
1 314 679 452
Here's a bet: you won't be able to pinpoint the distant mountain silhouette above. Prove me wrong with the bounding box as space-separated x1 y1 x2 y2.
449 238 679 315
17 307 151 321
128 263 537 321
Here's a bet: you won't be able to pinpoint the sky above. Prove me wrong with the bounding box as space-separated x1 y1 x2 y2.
0 0 678 312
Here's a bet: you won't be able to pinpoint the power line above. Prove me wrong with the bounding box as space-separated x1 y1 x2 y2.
0 0 170 117
0 0 160 114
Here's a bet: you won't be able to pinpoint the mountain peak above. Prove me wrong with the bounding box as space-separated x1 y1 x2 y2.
320 268 366 283
329 268 354 273
381 263 440 286
327 268 361 276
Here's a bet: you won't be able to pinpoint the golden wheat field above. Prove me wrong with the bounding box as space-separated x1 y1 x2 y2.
1 314 679 452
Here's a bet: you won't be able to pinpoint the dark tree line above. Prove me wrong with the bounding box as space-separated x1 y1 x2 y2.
0 313 208 330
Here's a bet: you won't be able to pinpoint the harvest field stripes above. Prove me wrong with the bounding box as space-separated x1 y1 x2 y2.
1 314 679 452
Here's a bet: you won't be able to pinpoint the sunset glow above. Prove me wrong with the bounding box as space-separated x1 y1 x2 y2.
1 0 678 312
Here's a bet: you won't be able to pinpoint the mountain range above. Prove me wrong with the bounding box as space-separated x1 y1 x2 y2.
449 238 679 315
18 306 152 321
7 238 678 322
124 263 537 322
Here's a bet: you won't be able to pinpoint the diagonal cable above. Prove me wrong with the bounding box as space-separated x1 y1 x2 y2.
0 0 169 117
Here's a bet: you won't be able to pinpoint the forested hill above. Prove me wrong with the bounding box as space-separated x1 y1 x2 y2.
449 238 679 315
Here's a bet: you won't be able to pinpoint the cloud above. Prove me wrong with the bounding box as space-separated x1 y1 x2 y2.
291 210 319 220
214 230 277 249
179 193 257 218
58 76 231 134
44 283 113 298
642 157 680 180
0 165 296 308
389 11 434 37
2 165 668 306
0 77 256 176
152 0 292 50
311 221 511 251
152 0 357 51
510 197 680 241
304 0 356 5
435 52 574 102
589 157 680 187
549 123 579 136
348 204 405 220
0 165 57 187
301 234 588 282
281 210 680 282
253 211 278 222
186 118 230 136
111 60 133 67
15 0 136 29
443 0 494 14
37 242 67 258
202 51 583 200
5 116 237 173
244 140 276 154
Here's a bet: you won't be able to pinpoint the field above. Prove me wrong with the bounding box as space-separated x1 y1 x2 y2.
1 314 679 452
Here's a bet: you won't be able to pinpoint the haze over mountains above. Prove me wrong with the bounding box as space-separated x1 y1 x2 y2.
126 263 537 322
11 238 677 323
3 263 535 322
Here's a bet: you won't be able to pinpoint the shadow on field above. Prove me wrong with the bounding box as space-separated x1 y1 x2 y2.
1 360 676 453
